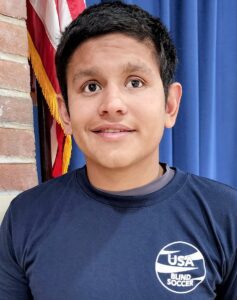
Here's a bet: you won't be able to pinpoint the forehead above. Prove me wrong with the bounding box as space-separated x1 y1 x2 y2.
77 32 156 50
67 33 159 75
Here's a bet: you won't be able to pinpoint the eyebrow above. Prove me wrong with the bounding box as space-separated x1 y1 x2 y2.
122 62 153 76
72 68 101 83
72 62 153 83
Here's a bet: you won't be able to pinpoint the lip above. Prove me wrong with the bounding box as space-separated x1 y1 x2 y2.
91 124 135 133
91 124 136 140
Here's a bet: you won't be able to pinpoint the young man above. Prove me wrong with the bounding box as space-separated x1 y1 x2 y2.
0 2 236 299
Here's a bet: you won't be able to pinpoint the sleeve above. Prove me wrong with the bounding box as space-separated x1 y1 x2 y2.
0 206 33 300
216 250 237 300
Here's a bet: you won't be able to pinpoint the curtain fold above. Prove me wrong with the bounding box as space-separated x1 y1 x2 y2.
198 0 218 178
69 0 237 188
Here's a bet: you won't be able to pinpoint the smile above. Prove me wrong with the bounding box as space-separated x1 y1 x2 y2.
91 125 135 140
94 129 134 133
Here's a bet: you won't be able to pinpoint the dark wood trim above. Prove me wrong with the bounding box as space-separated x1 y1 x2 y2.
36 81 53 182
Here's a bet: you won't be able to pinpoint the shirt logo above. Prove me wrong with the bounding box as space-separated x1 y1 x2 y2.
155 241 206 294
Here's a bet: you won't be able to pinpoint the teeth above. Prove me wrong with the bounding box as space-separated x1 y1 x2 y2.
102 129 124 133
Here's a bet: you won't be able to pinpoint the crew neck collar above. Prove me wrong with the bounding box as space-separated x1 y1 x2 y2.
75 166 188 208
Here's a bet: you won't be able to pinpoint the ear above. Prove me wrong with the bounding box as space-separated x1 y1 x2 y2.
164 82 182 128
57 94 72 135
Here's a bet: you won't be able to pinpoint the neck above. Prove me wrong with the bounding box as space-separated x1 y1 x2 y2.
86 156 163 192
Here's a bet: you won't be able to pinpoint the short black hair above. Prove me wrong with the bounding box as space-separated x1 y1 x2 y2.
55 1 177 109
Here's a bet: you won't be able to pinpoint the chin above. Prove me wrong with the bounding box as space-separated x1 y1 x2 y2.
88 152 137 170
99 158 133 170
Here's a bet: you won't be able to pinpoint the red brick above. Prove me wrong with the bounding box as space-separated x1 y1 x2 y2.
0 96 33 124
0 60 30 92
0 0 26 20
0 128 35 157
0 21 28 57
0 163 37 190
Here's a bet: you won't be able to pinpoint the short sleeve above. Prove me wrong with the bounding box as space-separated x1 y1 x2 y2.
216 249 237 299
0 206 33 300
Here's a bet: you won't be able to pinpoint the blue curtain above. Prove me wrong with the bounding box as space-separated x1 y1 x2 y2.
70 0 237 188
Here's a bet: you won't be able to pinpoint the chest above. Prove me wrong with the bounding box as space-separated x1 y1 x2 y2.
24 205 221 300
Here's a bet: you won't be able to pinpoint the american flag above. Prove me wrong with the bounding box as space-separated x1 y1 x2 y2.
27 0 86 177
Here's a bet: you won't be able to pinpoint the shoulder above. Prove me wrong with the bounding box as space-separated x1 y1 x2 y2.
1 169 83 259
174 168 237 229
176 170 237 264
186 172 237 205
180 171 237 239
8 169 80 224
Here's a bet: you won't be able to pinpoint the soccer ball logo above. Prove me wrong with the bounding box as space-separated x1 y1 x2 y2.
155 241 206 294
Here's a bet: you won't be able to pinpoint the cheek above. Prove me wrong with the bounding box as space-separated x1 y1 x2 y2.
134 104 165 126
69 112 86 139
138 110 166 144
69 100 94 128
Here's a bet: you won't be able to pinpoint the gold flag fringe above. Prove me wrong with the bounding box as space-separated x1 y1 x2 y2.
62 134 72 174
28 32 71 174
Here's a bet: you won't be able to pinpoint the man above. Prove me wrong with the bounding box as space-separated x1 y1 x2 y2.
0 2 236 299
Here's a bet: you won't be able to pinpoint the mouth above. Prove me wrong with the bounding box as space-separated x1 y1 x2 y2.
92 129 134 133
91 125 136 139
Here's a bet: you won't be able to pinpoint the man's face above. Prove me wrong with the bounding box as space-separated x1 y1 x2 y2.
59 33 181 171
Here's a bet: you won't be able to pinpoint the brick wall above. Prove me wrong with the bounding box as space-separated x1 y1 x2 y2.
0 0 38 222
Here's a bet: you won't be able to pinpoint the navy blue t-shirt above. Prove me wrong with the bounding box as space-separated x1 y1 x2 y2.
0 167 237 299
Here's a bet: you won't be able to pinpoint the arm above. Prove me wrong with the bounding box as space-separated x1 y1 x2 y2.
216 250 237 299
0 207 33 300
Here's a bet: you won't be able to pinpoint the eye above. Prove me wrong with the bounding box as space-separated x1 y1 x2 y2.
126 79 144 88
83 82 101 93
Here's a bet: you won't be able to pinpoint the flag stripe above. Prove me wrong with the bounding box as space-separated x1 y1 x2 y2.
57 0 73 32
29 0 60 49
27 0 86 177
27 32 62 124
66 0 86 20
27 1 60 93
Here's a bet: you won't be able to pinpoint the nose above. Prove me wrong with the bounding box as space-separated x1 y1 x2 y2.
98 84 128 117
